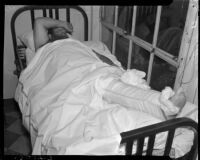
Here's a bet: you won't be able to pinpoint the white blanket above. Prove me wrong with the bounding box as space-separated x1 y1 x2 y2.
15 38 197 156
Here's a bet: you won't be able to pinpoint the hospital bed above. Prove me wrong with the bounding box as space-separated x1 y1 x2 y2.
10 5 198 159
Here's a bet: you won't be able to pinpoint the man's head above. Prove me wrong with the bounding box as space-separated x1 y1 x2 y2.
48 27 70 42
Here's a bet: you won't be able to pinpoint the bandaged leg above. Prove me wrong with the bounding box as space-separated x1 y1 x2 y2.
101 78 184 120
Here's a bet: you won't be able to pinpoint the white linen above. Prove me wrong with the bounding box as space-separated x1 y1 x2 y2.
15 38 197 156
159 87 179 116
103 78 198 157
120 69 150 90
14 38 129 154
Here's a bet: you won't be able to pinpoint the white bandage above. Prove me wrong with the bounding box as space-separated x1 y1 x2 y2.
159 87 179 116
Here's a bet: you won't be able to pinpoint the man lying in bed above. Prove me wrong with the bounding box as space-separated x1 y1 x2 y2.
15 17 197 156
33 17 187 121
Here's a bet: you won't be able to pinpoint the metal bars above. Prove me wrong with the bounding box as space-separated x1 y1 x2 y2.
30 9 35 29
49 9 53 18
101 5 180 86
43 9 47 17
11 6 89 76
136 138 145 155
127 6 137 69
42 9 58 19
66 8 70 22
146 135 156 155
147 6 162 84
111 6 118 55
101 20 179 68
164 129 175 156
120 117 198 157
125 140 134 155
55 8 59 19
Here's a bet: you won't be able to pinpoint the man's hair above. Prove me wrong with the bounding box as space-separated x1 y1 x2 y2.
48 27 69 42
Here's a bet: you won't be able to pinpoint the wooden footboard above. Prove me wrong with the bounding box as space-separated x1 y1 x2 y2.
120 117 198 159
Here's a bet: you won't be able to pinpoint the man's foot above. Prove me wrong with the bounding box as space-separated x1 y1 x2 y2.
169 87 186 110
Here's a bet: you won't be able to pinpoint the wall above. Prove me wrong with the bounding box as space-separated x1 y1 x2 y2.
4 5 100 99
174 0 198 105
90 6 101 41
4 5 24 99
101 6 115 51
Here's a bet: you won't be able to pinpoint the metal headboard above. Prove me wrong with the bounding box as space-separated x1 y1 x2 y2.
11 5 88 76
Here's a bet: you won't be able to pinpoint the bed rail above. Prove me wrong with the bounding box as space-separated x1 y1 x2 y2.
120 117 198 159
11 5 88 77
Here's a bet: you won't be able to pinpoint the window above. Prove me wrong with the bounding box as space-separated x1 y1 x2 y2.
100 1 189 91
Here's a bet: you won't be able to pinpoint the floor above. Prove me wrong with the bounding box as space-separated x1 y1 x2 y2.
4 99 32 155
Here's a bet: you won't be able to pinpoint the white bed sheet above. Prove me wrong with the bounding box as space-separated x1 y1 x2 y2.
15 38 197 156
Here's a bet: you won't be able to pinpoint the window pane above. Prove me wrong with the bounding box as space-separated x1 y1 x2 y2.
135 6 157 44
115 34 129 69
150 56 177 91
102 6 115 25
117 6 134 33
101 25 113 51
157 0 189 58
131 43 150 80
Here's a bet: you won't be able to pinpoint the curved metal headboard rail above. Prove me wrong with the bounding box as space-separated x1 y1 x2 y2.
11 5 89 74
120 117 198 159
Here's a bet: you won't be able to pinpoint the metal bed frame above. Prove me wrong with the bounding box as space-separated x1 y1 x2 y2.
10 5 198 159
11 5 88 77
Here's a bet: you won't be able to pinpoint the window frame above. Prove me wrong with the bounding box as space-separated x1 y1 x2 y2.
100 4 192 89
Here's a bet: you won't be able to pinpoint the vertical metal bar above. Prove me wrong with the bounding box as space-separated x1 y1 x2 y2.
30 9 35 29
136 138 145 155
126 7 131 32
125 140 134 155
66 8 70 22
141 6 144 16
150 6 152 14
164 129 175 156
154 6 157 14
99 7 103 41
111 6 118 55
127 6 137 69
90 6 93 40
146 6 148 15
43 9 47 17
146 135 156 155
147 6 162 84
49 9 53 18
55 8 59 19
147 52 155 84
101 6 105 20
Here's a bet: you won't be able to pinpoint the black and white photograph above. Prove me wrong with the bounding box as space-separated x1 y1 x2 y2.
3 2 198 159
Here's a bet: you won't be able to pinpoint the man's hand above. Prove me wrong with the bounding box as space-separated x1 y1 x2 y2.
34 17 73 51
63 22 73 33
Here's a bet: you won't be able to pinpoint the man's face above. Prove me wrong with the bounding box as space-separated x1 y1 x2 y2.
50 27 69 41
